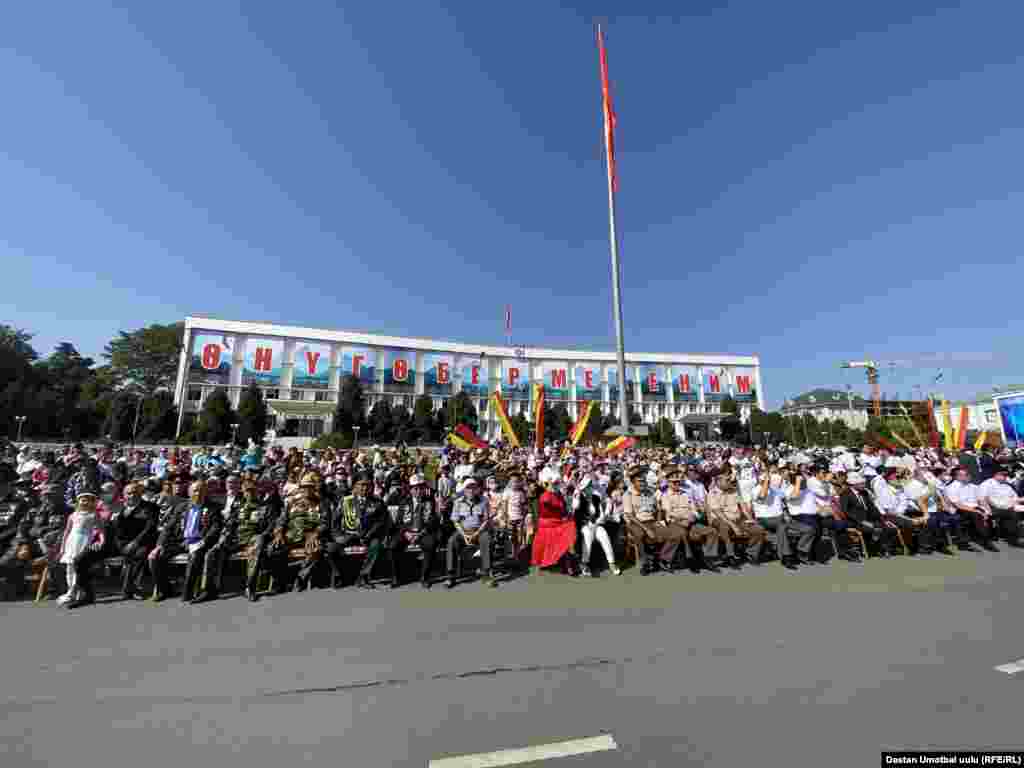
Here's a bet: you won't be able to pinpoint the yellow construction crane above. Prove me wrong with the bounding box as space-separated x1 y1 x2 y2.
840 361 881 417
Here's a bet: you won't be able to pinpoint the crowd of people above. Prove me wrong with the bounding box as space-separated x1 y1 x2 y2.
2 437 1024 609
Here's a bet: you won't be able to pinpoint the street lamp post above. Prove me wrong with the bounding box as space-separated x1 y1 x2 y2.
231 422 239 446
353 425 361 451
15 416 26 442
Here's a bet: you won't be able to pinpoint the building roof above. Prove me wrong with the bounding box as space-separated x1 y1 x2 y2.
785 388 868 408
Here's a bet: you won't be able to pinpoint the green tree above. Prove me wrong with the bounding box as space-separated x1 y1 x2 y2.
392 404 412 444
510 412 530 445
653 417 678 448
334 374 367 437
368 400 394 443
235 383 268 446
721 395 739 416
548 403 571 442
196 389 234 444
104 322 184 440
412 394 436 443
38 343 95 439
444 391 478 432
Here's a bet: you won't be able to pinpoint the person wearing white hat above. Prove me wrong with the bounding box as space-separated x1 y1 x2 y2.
839 472 897 556
59 489 104 608
447 476 495 588
574 474 620 576
390 473 441 588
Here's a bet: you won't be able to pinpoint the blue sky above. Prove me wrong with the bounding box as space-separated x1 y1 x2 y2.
3 1 1022 408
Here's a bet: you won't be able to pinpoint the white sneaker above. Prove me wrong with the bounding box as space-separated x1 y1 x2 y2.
580 565 592 577
611 566 621 576
56 593 72 605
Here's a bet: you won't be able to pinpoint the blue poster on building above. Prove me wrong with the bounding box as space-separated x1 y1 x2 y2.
293 341 331 389
190 332 233 386
340 347 375 385
423 353 453 395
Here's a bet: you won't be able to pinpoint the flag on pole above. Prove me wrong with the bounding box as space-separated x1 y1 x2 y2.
455 424 488 450
504 305 511 345
974 431 989 451
532 382 545 450
446 432 475 451
926 398 940 448
942 400 954 450
603 435 635 456
957 406 969 449
597 25 618 193
491 392 520 448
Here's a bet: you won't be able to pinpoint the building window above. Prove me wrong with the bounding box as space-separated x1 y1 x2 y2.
315 391 332 402
291 390 305 401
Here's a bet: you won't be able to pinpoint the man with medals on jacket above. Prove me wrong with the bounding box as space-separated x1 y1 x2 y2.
323 471 389 589
388 473 441 589
190 474 245 604
237 479 284 601
288 471 331 592
149 480 222 603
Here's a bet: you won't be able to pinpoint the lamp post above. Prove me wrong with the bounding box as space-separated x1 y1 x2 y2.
15 415 26 442
231 422 239 446
353 425 361 451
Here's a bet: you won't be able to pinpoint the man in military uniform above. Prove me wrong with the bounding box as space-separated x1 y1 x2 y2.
109 481 159 600
622 465 683 575
288 471 331 592
388 473 441 589
238 479 284 601
323 471 389 589
662 469 721 572
707 472 767 567
0 469 34 597
446 476 495 588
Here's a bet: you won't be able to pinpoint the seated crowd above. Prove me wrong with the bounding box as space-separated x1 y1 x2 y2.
1 439 1023 608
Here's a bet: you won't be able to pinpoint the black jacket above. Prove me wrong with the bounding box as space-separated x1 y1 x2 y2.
113 500 159 548
840 487 883 525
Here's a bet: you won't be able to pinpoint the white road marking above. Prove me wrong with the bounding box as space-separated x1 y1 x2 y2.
428 733 618 767
995 659 1024 674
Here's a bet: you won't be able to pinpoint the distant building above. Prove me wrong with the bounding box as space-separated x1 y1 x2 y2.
780 388 922 429
937 386 1023 435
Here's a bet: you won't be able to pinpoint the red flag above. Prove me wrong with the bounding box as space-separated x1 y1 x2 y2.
597 26 618 193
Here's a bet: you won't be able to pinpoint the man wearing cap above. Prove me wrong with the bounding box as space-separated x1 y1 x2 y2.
284 471 330 591
840 472 898 556
947 466 997 551
978 465 1024 546
707 472 766 568
388 473 441 588
324 471 389 589
110 482 159 600
237 478 283 601
662 469 720 572
623 466 683 574
447 476 496 588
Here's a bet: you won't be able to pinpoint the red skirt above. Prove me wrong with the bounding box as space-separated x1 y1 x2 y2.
531 516 577 567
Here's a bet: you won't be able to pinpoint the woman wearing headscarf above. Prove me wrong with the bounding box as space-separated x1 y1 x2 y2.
530 466 580 576
574 473 620 576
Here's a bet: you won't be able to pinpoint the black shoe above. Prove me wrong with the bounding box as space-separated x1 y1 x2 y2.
641 561 656 575
67 594 95 610
121 590 137 601
151 591 166 603
782 557 799 571
191 591 217 604
983 542 1000 552
357 575 375 589
703 560 722 573
292 579 306 593
422 580 432 590
726 556 743 570
445 577 457 589
656 559 674 573
389 581 401 590
958 541 977 552
686 559 700 574
245 586 259 602
797 554 813 565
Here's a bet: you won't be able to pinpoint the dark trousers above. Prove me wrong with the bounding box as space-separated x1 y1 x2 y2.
73 543 115 600
627 522 682 565
0 554 28 597
325 534 385 584
447 529 491 577
181 543 212 601
928 510 962 545
854 520 899 553
389 530 438 585
113 541 153 596
149 544 184 597
681 522 719 560
789 515 819 556
959 509 993 544
884 514 932 551
757 516 792 558
247 534 288 591
992 508 1021 544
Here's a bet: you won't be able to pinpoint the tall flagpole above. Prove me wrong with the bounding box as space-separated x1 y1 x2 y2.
598 25 630 430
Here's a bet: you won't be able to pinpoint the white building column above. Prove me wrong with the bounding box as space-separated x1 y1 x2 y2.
229 335 246 409
754 365 766 412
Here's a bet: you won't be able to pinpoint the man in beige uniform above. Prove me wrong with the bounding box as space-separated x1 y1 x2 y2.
707 472 767 568
623 466 682 575
662 469 720 573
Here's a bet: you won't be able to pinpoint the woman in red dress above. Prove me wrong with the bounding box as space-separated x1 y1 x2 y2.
531 467 580 576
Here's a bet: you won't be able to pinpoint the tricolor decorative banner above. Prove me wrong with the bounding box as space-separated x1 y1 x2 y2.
926 399 940 448
455 424 488 450
974 431 989 451
942 400 954 450
491 392 521 448
532 382 545 450
571 401 596 446
957 406 970 449
603 435 635 457
446 432 475 451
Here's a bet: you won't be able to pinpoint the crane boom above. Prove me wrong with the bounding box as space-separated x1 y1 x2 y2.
840 361 881 417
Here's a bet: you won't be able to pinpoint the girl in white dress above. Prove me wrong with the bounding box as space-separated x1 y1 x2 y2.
57 490 101 606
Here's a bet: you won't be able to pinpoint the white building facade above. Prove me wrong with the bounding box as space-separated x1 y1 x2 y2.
174 317 764 441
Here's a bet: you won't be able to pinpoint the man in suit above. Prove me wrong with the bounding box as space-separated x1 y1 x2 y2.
109 481 159 600
388 473 441 588
839 472 898 556
149 480 222 603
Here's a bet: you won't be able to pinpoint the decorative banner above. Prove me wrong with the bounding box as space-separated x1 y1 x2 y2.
731 366 756 402
459 359 488 397
423 353 453 396
340 346 376 384
639 364 667 401
532 382 545 450
383 349 416 391
997 394 1024 447
190 332 233 385
603 435 635 457
292 341 331 389
942 400 954 450
492 392 521 448
455 424 488 449
671 365 698 401
703 368 726 402
957 406 970 449
574 365 601 400
926 399 940 448
242 337 285 386
447 432 474 451
542 361 569 400
974 431 989 450
571 401 596 446
501 359 529 400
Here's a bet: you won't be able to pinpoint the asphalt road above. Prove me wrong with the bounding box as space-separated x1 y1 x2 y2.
4 550 1024 767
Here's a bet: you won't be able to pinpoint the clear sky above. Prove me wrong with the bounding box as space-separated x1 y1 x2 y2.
3 1 1022 408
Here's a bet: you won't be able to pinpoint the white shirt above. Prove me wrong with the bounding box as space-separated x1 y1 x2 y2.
978 478 1021 510
945 480 979 510
806 477 833 514
871 476 900 515
755 487 787 519
903 478 937 516
684 480 707 508
789 486 819 517
860 453 883 469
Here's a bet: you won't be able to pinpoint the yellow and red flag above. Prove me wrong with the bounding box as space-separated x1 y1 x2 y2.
455 424 487 449
532 382 545 449
571 401 596 446
446 432 475 451
957 406 970 449
603 435 635 457
942 401 954 450
597 26 618 193
491 392 520 448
